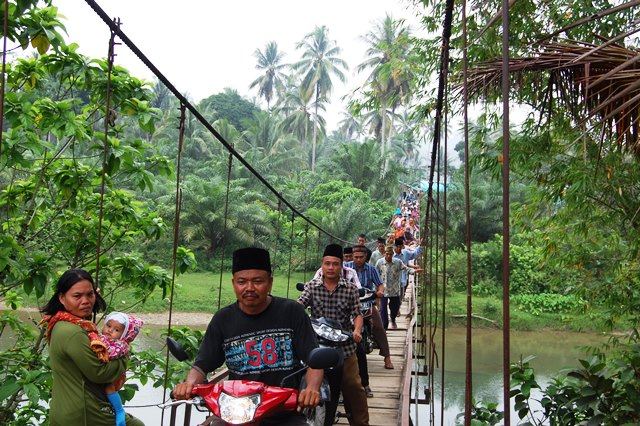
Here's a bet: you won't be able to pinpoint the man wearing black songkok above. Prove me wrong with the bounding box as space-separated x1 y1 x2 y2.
174 247 324 425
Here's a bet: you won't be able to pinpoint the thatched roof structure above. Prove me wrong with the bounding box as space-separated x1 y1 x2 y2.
465 40 640 157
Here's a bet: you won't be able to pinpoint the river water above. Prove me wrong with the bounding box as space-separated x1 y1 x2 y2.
409 328 609 426
0 310 611 425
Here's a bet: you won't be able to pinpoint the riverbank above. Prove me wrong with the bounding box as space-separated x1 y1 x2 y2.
136 311 212 327
6 269 633 333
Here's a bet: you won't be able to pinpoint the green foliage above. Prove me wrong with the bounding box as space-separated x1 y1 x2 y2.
0 3 194 422
457 399 504 425
309 180 371 211
0 312 50 424
124 326 205 402
199 88 260 133
447 233 585 297
512 293 585 316
507 332 640 425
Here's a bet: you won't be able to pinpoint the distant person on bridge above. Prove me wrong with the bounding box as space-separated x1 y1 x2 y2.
343 246 354 262
393 237 422 299
356 234 373 261
376 246 417 329
369 237 386 266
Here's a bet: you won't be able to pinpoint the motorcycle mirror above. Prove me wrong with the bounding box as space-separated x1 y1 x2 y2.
296 282 306 291
166 337 190 362
306 347 340 370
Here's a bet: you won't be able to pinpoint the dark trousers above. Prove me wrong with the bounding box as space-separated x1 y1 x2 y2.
370 306 390 357
324 361 344 426
380 296 401 329
341 353 370 426
355 341 369 387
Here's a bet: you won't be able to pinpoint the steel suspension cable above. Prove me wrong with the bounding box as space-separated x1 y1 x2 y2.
429 165 438 425
286 211 295 298
0 0 8 157
462 0 473 422
82 0 348 244
440 60 450 426
161 103 187 426
419 0 455 422
95 19 120 290
273 200 282 270
216 148 234 312
501 0 512 422
303 223 309 282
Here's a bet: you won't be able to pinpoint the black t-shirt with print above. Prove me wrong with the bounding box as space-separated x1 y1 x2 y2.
194 296 318 388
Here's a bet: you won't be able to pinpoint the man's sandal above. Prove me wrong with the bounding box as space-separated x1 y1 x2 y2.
364 385 374 398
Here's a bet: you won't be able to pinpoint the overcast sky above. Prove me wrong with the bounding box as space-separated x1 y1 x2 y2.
52 0 424 130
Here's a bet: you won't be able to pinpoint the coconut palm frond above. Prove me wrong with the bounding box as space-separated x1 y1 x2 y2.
465 40 640 157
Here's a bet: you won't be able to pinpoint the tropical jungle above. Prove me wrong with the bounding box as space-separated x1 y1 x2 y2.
1 0 639 425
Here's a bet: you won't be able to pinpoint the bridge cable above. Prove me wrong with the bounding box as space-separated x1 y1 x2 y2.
215 148 234 312
440 24 451 426
303 223 310 282
286 211 295 298
273 200 282 270
82 0 348 244
501 0 512 422
0 0 8 157
94 18 120 292
162 102 187 425
419 0 455 421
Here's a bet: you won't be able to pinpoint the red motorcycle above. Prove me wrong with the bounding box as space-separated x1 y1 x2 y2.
164 337 339 425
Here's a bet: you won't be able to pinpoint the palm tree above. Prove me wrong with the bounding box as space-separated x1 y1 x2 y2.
240 111 304 179
338 110 364 141
357 15 413 171
277 79 326 168
294 25 348 171
318 139 406 201
179 175 270 259
249 41 287 110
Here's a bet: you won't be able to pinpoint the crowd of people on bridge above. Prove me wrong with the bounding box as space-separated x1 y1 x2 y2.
41 188 423 426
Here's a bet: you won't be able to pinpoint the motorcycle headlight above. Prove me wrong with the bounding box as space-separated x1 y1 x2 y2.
312 322 349 342
218 392 261 424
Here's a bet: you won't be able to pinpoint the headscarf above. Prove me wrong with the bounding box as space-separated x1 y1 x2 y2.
105 311 143 343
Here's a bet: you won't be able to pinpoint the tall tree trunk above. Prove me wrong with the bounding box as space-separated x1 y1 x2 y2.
380 96 388 174
312 83 320 172
387 105 397 170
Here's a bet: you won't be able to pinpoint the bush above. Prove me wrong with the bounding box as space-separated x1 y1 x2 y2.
447 234 583 297
512 293 585 315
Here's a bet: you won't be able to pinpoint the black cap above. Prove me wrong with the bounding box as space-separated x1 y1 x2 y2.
376 237 386 244
323 243 343 261
232 247 272 274
344 246 353 254
395 238 405 246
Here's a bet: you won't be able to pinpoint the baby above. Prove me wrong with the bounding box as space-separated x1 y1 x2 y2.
100 312 143 426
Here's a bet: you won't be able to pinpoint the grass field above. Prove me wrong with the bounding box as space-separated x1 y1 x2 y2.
113 271 313 313
16 271 628 333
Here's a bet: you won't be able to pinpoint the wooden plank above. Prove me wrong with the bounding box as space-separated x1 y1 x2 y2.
335 283 416 425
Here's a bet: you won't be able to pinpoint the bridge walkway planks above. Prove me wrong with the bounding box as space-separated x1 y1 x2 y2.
335 287 415 426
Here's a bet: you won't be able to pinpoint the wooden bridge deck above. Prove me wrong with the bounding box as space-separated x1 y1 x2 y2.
335 288 415 426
